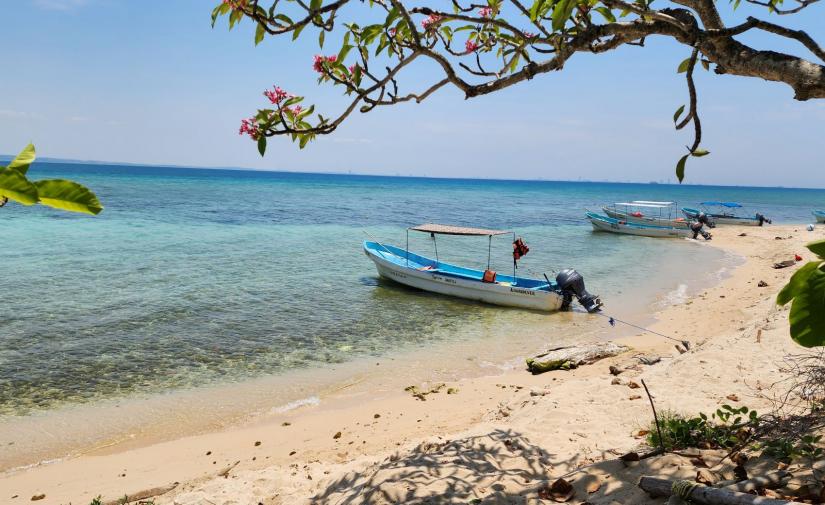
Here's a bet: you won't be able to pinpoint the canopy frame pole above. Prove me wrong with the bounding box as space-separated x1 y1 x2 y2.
406 228 409 267
431 232 439 268
487 235 492 271
512 232 517 285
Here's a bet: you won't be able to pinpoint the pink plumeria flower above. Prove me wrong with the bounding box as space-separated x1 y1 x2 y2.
478 7 493 18
421 13 442 31
464 39 479 54
263 86 290 104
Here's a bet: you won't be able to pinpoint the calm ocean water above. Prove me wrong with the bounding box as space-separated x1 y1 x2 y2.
2 162 824 418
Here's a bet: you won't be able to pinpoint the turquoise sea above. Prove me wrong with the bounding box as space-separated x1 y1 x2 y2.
2 163 824 423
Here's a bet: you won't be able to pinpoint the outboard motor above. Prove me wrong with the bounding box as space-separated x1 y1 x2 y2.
556 268 602 313
756 213 772 226
697 212 715 229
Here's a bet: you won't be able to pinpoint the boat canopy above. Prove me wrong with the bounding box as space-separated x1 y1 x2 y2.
701 202 742 208
631 201 675 206
615 202 674 208
409 223 511 236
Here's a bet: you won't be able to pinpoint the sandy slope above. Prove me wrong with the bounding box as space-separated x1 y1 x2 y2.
2 224 822 505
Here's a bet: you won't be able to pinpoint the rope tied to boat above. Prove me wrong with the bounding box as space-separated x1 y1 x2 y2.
595 312 691 351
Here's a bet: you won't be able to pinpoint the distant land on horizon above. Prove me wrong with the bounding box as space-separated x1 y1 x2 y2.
2 153 823 191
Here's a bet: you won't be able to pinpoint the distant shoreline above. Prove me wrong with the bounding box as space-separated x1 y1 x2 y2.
4 155 824 190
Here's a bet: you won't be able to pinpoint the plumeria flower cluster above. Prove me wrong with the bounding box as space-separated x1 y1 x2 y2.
313 54 338 73
421 13 442 31
465 39 479 54
478 7 493 18
239 117 260 140
264 86 290 104
221 0 247 10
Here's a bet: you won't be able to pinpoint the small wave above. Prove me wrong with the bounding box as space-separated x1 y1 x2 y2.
658 283 689 307
270 396 320 414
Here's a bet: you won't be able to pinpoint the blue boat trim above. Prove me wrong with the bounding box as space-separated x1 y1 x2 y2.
683 206 759 222
700 201 742 208
364 241 558 291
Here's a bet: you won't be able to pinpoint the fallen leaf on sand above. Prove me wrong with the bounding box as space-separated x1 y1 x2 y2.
31 494 45 501
586 479 601 494
696 469 717 485
619 452 640 462
629 395 642 400
333 431 342 439
627 381 640 389
726 394 740 402
538 478 575 502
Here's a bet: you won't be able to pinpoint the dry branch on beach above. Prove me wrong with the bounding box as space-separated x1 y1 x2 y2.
526 341 629 374
639 476 807 504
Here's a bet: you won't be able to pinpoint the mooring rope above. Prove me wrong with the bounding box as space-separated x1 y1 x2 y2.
594 311 691 350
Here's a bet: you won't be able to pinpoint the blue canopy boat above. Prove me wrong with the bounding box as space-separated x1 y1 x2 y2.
813 210 825 223
682 202 771 226
364 223 601 313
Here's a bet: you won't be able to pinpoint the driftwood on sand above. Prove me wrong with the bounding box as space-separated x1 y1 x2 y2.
526 342 628 374
721 470 791 494
100 482 178 505
639 476 806 505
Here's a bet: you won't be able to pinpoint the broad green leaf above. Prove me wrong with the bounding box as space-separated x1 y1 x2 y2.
0 169 38 205
255 23 266 45
594 7 616 22
257 135 267 157
318 29 325 48
787 265 825 347
675 154 689 183
806 239 825 258
551 0 574 31
34 179 103 215
691 148 710 157
677 57 691 73
7 143 36 175
673 105 685 124
529 0 545 21
292 23 305 41
777 261 819 305
310 0 322 11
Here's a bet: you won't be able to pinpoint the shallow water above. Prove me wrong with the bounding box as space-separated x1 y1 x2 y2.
1 165 820 422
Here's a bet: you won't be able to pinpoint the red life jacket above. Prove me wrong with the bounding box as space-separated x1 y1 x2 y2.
512 238 529 261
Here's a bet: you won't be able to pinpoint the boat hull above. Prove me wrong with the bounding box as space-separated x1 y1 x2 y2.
364 244 564 312
682 207 762 226
588 213 694 238
602 207 690 228
814 211 825 223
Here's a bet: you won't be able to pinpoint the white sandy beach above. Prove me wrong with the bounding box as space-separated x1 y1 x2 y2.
2 224 822 504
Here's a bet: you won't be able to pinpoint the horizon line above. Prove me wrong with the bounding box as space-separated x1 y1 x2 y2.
4 153 825 191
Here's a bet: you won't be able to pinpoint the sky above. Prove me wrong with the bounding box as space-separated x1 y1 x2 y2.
1 0 823 187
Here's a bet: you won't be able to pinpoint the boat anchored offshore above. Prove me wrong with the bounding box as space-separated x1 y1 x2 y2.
602 201 691 228
682 202 771 226
813 210 825 223
363 223 601 313
586 212 711 239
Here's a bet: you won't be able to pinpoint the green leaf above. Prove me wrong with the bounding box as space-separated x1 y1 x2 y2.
778 261 820 305
292 23 306 41
318 29 325 48
6 142 36 175
673 105 685 124
677 57 691 73
675 154 689 183
787 265 825 347
0 168 38 205
806 239 825 258
257 135 267 157
310 0 322 11
255 23 266 45
594 6 616 22
551 0 574 31
691 148 710 157
529 0 545 21
33 179 103 215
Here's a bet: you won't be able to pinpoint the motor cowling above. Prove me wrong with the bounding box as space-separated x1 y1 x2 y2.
555 268 602 313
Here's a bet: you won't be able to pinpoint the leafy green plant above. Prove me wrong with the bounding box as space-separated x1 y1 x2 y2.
646 405 758 451
763 434 824 461
0 143 103 215
777 240 825 348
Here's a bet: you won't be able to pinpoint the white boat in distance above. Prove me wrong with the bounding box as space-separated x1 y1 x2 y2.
682 202 771 226
587 212 700 238
813 210 825 223
364 223 601 313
